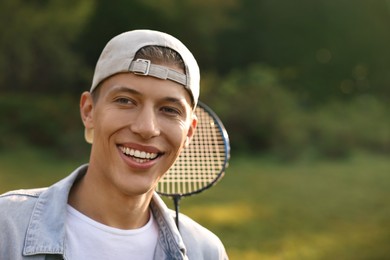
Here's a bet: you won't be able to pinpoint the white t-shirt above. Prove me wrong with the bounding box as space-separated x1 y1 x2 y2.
65 205 159 260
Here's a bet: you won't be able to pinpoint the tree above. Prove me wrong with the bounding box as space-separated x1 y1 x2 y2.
0 0 94 93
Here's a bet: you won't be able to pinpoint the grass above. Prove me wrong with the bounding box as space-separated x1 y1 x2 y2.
1 148 389 259
175 152 390 259
0 148 87 192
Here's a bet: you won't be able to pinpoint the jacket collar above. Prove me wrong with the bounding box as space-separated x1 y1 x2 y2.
23 164 87 256
151 193 187 259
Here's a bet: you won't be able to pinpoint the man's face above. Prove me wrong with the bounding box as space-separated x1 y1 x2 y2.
80 71 197 197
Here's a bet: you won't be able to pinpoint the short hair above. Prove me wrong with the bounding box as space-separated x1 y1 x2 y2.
134 45 185 70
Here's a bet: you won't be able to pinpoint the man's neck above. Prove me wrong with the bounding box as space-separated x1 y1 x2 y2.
68 171 153 230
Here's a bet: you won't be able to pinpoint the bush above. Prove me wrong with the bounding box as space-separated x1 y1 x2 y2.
201 64 307 159
201 65 390 160
0 93 89 158
1 70 388 161
308 96 390 157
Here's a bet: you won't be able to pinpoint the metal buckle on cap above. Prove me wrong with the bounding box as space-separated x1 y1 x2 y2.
132 59 151 75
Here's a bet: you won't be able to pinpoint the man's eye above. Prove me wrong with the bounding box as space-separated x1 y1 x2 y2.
162 107 181 115
115 98 133 105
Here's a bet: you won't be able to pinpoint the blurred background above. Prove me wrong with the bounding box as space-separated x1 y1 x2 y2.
0 0 389 259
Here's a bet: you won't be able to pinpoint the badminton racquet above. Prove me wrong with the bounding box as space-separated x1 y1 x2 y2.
156 101 230 229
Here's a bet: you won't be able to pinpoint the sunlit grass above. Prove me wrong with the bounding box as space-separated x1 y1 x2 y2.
1 148 389 259
176 152 390 259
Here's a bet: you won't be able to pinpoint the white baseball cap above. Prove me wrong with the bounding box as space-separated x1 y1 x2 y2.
90 29 200 105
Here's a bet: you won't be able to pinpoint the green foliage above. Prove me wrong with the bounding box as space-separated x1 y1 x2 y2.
215 0 390 102
0 94 89 158
2 0 390 101
201 65 390 159
76 0 238 72
202 65 302 155
0 0 94 93
1 67 388 161
308 97 390 158
1 0 390 157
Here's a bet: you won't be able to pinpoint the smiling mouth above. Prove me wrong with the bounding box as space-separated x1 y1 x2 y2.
119 146 160 163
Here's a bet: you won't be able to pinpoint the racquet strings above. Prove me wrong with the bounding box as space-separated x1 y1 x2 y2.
156 103 228 196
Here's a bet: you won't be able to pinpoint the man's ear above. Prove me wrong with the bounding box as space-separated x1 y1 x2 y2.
184 114 198 148
80 91 94 143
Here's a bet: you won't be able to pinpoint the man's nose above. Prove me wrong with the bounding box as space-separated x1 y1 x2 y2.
130 106 160 139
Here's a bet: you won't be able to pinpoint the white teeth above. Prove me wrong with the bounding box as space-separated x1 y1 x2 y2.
120 146 158 160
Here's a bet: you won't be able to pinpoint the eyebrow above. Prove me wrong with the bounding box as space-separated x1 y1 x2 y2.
108 85 189 108
107 86 141 97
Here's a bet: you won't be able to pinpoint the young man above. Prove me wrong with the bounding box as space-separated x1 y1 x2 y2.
0 30 228 259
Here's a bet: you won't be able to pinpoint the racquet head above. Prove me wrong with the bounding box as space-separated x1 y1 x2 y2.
156 101 230 197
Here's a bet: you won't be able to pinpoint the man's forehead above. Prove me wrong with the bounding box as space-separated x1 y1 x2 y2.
100 73 193 104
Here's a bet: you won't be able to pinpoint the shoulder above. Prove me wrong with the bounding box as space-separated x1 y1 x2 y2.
0 187 46 203
0 188 47 253
0 188 46 220
0 187 46 198
177 212 228 260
